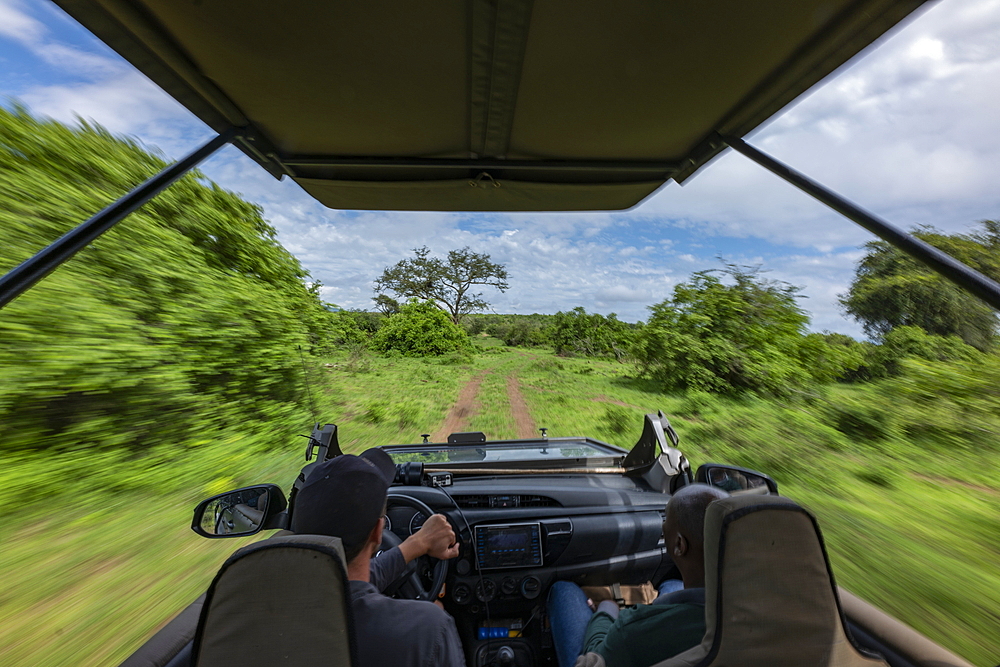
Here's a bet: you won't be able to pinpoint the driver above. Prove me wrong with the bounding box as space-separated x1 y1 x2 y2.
548 484 729 667
291 448 467 667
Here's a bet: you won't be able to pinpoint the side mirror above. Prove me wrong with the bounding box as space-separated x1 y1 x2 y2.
191 484 287 538
695 463 778 495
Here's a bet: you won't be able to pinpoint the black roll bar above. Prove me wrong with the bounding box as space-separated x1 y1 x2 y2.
0 128 241 310
720 134 1000 312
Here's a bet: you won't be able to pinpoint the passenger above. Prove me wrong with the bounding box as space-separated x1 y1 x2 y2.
291 448 466 667
548 484 730 667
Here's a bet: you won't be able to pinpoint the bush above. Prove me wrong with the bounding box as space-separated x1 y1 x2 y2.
551 307 633 359
631 267 813 395
371 300 471 357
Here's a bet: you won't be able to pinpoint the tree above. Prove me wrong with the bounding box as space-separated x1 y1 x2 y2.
372 300 470 356
373 246 508 324
631 265 848 394
841 222 1000 351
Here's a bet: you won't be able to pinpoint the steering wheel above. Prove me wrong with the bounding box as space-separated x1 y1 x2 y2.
379 493 450 602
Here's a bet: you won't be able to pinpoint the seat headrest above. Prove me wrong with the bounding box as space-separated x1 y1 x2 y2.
655 495 886 667
193 534 355 667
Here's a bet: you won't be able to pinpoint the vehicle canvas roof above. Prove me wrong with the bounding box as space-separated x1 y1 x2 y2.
53 0 929 212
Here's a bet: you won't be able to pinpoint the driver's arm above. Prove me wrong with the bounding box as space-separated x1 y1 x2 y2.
370 513 459 593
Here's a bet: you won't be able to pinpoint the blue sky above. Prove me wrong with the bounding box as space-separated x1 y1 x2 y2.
2 0 999 336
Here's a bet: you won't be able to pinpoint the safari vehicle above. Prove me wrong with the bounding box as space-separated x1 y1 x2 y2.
0 0 996 666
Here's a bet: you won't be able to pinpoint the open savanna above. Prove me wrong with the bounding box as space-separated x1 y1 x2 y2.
2 346 997 666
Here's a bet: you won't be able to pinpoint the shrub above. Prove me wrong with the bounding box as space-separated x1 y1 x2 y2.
371 300 471 357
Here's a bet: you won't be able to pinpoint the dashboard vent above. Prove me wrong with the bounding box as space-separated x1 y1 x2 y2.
453 494 560 509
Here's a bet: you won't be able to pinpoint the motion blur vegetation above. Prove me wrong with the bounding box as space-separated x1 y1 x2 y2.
0 105 333 457
841 221 1000 351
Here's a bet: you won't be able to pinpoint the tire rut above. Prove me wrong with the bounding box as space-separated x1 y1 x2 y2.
431 370 489 441
507 375 538 439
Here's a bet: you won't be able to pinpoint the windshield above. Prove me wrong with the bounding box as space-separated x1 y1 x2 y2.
383 439 623 465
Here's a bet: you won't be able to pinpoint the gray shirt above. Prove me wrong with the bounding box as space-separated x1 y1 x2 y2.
351 547 466 667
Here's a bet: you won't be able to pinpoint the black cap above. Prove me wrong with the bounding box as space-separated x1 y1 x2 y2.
291 448 396 551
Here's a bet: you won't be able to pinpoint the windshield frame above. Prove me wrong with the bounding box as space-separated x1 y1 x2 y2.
381 436 628 472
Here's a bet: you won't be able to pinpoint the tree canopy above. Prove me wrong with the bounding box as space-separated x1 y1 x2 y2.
841 222 1000 351
373 246 508 324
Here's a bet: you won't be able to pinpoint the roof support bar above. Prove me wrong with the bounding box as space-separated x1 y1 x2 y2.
0 128 240 311
721 134 1000 312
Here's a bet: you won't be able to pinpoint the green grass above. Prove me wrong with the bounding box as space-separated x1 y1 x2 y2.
2 348 998 666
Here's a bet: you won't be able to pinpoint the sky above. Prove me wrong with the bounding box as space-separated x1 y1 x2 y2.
1 0 999 336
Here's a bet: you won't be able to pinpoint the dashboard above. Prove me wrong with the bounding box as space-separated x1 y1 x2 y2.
385 474 676 667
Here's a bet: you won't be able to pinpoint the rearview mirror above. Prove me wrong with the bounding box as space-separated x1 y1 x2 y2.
191 484 287 538
695 464 778 495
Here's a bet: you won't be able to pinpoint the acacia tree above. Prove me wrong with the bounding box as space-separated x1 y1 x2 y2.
373 246 508 324
840 221 1000 351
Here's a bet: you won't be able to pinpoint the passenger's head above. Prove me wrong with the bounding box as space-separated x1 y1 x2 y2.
291 448 396 562
662 483 730 588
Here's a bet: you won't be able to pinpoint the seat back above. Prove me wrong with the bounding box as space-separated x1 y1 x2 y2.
655 495 887 667
192 534 355 667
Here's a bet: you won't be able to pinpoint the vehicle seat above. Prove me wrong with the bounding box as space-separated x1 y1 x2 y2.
191 534 356 667
653 494 887 667
574 495 888 667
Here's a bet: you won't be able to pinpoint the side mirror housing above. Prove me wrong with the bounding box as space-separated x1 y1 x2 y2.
695 463 778 495
191 484 288 538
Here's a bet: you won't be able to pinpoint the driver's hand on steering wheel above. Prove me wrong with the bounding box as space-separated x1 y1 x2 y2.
403 513 459 561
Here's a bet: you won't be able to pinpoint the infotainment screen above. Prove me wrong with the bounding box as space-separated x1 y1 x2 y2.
474 523 542 570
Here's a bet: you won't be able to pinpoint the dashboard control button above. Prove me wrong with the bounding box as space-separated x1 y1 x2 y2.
475 579 497 602
520 576 541 600
500 577 518 595
456 559 471 575
453 583 472 604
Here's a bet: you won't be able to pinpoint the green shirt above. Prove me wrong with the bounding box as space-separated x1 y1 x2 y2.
581 600 705 667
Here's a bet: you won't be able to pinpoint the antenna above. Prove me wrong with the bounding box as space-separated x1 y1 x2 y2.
297 345 320 423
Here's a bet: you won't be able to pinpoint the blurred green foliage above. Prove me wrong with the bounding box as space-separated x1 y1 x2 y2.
841 221 1000 351
0 107 335 454
630 265 855 394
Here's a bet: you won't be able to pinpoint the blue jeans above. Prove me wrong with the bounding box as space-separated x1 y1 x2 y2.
547 580 684 667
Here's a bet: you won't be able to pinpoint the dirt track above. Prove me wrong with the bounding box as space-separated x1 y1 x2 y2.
431 370 489 441
431 367 538 440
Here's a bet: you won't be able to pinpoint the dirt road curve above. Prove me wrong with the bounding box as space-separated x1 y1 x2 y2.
431 370 489 441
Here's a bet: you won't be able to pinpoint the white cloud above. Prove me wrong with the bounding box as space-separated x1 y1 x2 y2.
0 0 44 45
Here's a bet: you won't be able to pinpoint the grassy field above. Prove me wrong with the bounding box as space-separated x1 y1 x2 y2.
2 347 998 666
